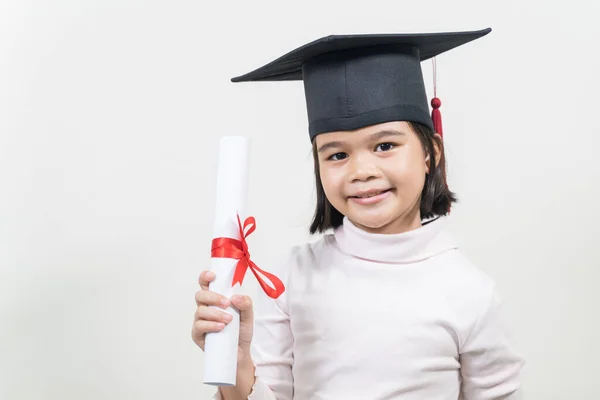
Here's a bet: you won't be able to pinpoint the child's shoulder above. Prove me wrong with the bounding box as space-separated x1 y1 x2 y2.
280 233 332 267
434 248 498 301
266 233 336 283
443 249 494 280
266 233 329 275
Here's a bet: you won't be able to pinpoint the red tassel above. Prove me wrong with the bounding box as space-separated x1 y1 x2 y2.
430 57 443 137
431 58 450 214
431 97 443 137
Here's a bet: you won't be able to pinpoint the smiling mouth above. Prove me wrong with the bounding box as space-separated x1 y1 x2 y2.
350 189 392 198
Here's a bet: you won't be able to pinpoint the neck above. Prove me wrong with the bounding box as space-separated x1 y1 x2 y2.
333 214 456 264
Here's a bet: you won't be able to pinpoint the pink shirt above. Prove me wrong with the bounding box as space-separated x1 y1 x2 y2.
215 217 524 399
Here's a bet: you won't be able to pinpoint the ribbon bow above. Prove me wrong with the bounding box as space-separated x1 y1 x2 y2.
211 214 285 299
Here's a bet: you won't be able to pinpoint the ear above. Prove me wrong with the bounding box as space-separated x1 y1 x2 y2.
432 134 443 168
425 134 443 174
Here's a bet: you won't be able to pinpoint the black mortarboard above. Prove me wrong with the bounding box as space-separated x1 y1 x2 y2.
231 28 491 141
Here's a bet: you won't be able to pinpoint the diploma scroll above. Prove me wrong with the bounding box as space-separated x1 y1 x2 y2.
203 136 250 387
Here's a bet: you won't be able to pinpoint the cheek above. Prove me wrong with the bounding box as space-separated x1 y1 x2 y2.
319 167 345 197
385 151 427 184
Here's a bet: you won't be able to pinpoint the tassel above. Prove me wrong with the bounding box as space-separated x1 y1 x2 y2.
431 57 443 137
431 97 443 137
431 57 451 214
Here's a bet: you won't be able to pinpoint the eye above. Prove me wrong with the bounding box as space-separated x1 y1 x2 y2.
328 152 348 161
375 142 395 152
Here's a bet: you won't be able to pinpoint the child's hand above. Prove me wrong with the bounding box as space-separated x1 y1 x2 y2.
192 270 257 397
191 270 255 359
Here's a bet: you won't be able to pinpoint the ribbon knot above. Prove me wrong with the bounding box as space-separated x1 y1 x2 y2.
211 214 285 299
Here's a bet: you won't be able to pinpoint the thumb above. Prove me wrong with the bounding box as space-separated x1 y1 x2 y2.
232 295 254 324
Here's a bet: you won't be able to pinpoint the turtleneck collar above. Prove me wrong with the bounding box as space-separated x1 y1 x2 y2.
331 216 458 264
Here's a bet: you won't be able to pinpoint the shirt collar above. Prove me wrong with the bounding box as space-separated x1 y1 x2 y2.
331 216 458 263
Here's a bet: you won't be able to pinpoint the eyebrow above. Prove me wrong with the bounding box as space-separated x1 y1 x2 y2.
317 129 406 153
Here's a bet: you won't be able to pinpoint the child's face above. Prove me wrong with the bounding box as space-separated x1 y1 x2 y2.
315 121 432 234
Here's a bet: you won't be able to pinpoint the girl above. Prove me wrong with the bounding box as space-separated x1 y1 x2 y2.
193 28 524 400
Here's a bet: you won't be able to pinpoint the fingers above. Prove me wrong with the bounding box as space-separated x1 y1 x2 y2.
198 270 216 291
193 319 226 335
191 303 233 349
195 305 233 325
231 295 254 324
195 289 231 308
231 295 252 310
192 271 243 352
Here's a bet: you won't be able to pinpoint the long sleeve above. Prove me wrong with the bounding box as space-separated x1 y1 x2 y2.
459 288 524 399
246 275 294 400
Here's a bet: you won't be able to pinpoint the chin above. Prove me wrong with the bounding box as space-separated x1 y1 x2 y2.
342 200 420 233
346 212 397 230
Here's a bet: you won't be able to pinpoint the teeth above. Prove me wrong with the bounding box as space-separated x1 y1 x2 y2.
357 191 384 198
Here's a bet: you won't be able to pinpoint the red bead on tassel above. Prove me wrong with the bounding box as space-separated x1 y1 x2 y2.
431 97 443 137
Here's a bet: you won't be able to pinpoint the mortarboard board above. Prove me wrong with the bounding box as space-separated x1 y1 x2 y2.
231 28 491 141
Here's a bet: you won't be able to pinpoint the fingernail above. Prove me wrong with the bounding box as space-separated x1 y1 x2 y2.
223 313 233 322
206 271 214 278
221 298 230 307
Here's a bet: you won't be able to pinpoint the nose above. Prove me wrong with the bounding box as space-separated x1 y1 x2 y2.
347 154 381 183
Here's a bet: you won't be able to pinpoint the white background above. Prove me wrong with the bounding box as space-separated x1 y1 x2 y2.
1 0 599 399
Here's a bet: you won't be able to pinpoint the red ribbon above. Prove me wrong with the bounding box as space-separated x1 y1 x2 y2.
211 214 285 299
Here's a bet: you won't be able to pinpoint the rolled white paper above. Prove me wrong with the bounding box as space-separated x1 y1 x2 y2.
203 136 250 387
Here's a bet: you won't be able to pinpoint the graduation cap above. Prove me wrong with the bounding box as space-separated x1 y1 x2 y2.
231 28 491 141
